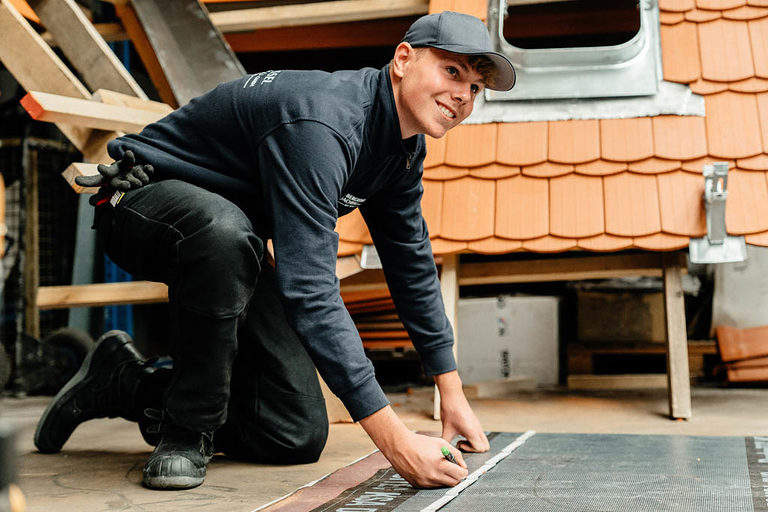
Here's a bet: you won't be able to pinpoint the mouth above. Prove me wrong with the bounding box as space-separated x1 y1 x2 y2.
436 101 456 120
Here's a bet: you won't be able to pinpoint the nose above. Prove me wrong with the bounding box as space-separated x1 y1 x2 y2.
452 84 471 104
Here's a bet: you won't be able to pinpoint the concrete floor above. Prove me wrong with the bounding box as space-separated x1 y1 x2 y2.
2 385 767 511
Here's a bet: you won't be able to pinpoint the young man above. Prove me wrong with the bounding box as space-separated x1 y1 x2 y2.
34 11 516 490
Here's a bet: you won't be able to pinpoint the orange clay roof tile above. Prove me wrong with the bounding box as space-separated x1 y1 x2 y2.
521 161 574 178
633 233 690 250
725 169 768 233
705 92 763 158
421 180 443 237
548 119 601 164
522 235 577 253
728 77 768 92
660 11 687 24
440 177 495 240
745 230 768 244
626 157 683 174
686 9 723 22
468 163 520 179
423 136 446 168
681 156 736 172
444 124 497 167
573 160 628 176
429 238 467 254
576 234 634 252
467 237 523 254
336 209 372 244
698 0 745 9
758 93 768 150
750 18 768 78
337 240 363 257
600 117 655 162
657 171 707 236
699 19 754 82
661 22 701 83
660 0 696 11
495 175 549 240
549 174 605 238
737 153 768 169
496 122 548 166
423 165 470 180
604 173 662 236
689 78 731 94
723 5 768 18
653 116 708 160
749 0 768 7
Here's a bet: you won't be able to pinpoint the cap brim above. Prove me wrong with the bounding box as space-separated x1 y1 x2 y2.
421 43 516 91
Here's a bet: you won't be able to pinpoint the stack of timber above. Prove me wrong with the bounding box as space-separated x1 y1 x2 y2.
341 289 413 351
715 325 768 383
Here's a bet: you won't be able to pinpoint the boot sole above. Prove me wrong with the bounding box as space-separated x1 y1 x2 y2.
34 331 133 453
142 474 205 490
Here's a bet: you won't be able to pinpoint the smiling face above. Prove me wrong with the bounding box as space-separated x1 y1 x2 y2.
390 44 486 139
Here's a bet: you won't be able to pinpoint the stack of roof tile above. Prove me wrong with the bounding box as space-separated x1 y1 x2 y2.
715 324 768 381
341 289 412 349
336 0 768 257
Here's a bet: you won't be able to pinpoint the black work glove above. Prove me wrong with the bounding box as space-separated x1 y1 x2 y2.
75 150 154 191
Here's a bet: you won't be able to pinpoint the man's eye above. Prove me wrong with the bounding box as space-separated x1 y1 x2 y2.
471 84 480 94
447 66 458 76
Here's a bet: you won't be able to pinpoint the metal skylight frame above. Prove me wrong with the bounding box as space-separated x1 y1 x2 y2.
486 0 662 101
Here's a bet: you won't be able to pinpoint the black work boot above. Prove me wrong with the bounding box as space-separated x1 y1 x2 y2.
142 414 214 490
34 330 153 453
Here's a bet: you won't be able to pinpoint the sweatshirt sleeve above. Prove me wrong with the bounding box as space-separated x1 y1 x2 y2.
359 163 456 377
256 121 389 422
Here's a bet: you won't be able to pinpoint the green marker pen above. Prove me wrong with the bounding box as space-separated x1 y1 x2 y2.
441 446 459 466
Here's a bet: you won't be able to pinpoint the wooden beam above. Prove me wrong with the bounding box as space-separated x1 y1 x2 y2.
61 162 99 194
93 89 173 115
434 253 459 420
457 253 682 285
21 91 162 133
224 17 415 52
37 281 169 310
663 252 692 419
27 0 147 98
114 3 178 108
0 0 114 163
568 374 668 390
209 0 428 32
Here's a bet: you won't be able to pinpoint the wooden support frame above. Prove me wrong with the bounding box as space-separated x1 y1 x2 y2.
20 91 163 133
663 252 692 419
434 253 459 420
208 0 428 32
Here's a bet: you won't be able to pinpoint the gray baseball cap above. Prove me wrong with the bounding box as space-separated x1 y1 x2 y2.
402 11 516 91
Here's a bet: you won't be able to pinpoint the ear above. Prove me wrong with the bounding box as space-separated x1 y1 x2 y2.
391 42 415 79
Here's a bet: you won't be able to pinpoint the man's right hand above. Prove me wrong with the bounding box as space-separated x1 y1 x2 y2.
75 150 154 191
359 406 469 488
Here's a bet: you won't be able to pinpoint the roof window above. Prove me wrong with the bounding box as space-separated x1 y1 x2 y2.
487 0 661 101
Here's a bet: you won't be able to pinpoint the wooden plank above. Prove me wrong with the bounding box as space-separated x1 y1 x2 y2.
336 255 365 280
209 0 428 32
463 376 536 399
61 162 99 194
434 253 459 420
457 253 682 285
114 3 177 108
568 374 668 390
93 89 173 115
21 91 162 133
663 252 692 419
36 281 169 310
27 0 147 98
224 17 415 53
24 149 40 339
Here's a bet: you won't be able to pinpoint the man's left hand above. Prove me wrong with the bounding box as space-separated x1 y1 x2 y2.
435 371 490 453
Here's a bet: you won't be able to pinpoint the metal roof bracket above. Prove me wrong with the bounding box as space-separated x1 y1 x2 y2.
689 162 747 264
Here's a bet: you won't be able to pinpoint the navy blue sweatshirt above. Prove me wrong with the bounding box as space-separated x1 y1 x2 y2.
107 66 456 421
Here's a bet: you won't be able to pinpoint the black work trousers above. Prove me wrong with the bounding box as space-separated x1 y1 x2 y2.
95 179 329 464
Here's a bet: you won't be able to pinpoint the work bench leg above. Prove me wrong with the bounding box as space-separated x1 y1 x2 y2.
663 253 692 419
434 254 459 421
